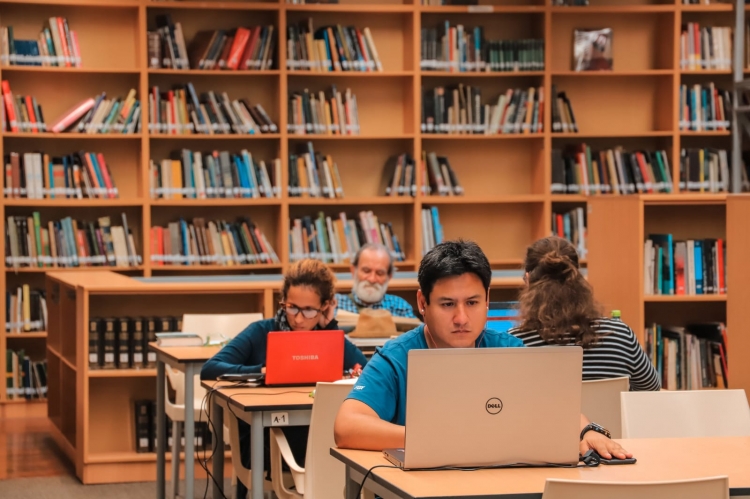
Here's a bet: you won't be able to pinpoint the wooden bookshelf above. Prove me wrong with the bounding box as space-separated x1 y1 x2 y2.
0 0 743 405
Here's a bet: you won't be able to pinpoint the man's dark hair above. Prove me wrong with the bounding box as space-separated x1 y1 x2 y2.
417 239 491 303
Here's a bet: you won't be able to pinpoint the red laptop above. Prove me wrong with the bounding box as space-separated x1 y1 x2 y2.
265 330 345 386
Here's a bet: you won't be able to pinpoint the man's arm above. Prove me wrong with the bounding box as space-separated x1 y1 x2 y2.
334 399 404 450
578 413 632 459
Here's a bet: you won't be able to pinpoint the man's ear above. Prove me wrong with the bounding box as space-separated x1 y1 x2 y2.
417 289 426 314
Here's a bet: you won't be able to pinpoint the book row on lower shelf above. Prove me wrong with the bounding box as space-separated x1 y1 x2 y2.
679 83 731 133
4 150 118 200
421 85 544 135
148 18 276 71
6 285 47 333
135 400 215 454
288 87 360 136
6 350 47 400
645 322 727 391
644 235 726 296
421 206 443 255
150 150 281 200
1 17 81 68
89 316 180 370
420 24 543 73
2 83 142 134
552 207 587 258
5 212 141 269
150 218 280 266
290 210 405 264
286 20 383 73
148 84 277 136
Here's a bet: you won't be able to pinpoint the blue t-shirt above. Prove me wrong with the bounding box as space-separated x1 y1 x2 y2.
346 324 525 425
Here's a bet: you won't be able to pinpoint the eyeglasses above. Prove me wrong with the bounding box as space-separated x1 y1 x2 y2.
281 303 322 319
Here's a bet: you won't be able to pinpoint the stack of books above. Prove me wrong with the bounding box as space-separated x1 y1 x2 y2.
5 213 141 269
150 150 280 199
289 211 404 263
150 218 280 266
4 151 119 200
148 84 277 135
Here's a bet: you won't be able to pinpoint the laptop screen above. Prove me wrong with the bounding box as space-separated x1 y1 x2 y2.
487 301 519 333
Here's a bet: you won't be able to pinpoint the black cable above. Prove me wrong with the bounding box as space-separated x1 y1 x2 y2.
356 464 399 498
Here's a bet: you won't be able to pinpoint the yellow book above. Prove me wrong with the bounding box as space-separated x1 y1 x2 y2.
22 284 30 331
171 160 183 200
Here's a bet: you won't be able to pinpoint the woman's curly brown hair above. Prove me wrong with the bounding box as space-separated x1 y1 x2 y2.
517 236 602 349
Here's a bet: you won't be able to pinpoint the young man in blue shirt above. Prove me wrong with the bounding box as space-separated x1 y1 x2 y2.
334 239 632 461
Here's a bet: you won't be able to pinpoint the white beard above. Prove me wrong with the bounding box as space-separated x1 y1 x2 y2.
354 278 387 304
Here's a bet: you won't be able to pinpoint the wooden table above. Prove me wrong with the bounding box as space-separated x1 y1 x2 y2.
332 437 750 499
149 344 220 499
202 381 315 499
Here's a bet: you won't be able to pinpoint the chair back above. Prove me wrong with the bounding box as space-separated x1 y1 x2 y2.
542 476 729 499
581 376 630 439
621 390 750 438
166 313 262 408
303 382 353 498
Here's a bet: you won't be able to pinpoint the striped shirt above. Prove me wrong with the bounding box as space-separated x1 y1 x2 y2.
508 318 661 391
335 292 417 318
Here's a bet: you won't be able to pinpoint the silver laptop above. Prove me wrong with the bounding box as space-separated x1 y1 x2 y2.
383 347 583 470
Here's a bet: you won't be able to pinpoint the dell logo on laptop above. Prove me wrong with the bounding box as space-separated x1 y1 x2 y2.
485 398 503 415
292 355 319 361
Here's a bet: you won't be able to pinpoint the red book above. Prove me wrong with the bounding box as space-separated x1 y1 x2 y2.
226 27 251 70
2 81 18 132
49 97 95 133
96 153 116 199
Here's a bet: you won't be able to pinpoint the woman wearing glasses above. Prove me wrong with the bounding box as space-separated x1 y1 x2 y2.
201 258 368 496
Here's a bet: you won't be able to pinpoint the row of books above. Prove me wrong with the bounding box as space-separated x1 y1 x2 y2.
422 86 543 135
552 146 674 195
421 25 544 73
645 323 727 390
288 143 345 198
679 24 733 71
151 218 279 266
148 84 277 135
384 153 418 197
6 286 47 333
680 148 730 193
149 23 276 71
0 18 81 67
644 235 725 296
54 90 141 134
6 351 47 400
89 316 169 369
287 87 360 136
421 206 444 255
149 150 280 200
286 21 383 72
679 83 731 132
4 151 118 200
135 400 215 453
2 81 46 133
5 213 141 269
289 211 404 264
552 207 587 258
551 86 579 133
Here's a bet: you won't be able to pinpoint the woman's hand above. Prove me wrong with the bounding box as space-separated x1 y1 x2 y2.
579 431 632 460
318 297 337 328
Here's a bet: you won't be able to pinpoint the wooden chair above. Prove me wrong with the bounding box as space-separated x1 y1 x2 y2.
166 313 261 499
269 382 353 499
621 389 750 438
542 476 729 499
581 376 630 439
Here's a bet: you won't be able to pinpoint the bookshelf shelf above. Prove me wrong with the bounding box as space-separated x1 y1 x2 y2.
1 133 143 140
420 71 545 78
289 134 415 140
151 1 279 11
419 5 545 13
681 4 733 11
5 332 48 339
287 197 415 206
644 295 727 302
288 71 414 78
552 131 673 138
421 134 543 140
551 70 674 76
285 4 414 13
150 264 284 272
0 66 141 75
422 195 545 204
149 134 281 140
4 199 144 207
551 194 588 202
679 131 731 136
150 199 282 207
680 70 733 75
5 266 144 273
550 5 675 13
147 69 281 77
6 0 138 6
641 194 728 205
88 369 156 378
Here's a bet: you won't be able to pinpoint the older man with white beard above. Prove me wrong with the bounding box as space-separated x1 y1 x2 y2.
335 243 417 318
